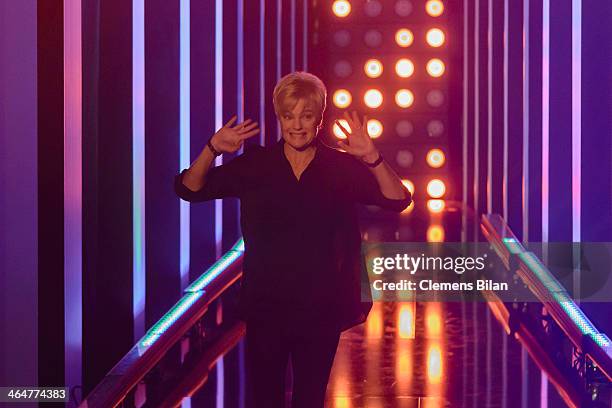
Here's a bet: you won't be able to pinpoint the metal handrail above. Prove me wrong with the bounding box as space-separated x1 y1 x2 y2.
80 239 245 408
481 214 612 382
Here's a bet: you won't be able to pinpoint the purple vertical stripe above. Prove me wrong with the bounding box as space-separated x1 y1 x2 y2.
63 0 83 391
0 0 38 389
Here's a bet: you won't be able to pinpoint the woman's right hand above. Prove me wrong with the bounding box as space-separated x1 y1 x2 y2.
210 115 260 154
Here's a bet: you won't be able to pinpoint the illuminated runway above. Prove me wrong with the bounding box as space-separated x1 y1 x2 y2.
327 301 518 408
183 204 569 407
187 289 557 407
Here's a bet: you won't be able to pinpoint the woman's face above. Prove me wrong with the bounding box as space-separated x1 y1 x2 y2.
279 98 319 150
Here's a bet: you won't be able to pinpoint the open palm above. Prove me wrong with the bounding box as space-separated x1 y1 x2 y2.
335 111 378 160
211 115 260 154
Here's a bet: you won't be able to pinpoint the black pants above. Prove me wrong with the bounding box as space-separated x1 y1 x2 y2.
245 318 341 408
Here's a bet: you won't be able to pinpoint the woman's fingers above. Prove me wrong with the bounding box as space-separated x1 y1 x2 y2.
335 119 351 137
224 115 237 128
240 128 261 139
238 121 258 133
342 111 354 129
362 114 369 136
336 140 355 154
351 110 362 129
233 118 252 129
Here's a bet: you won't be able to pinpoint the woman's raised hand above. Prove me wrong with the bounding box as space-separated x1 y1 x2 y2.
210 115 260 154
334 111 379 162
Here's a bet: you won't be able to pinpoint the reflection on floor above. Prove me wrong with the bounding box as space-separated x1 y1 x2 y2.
187 203 568 407
327 301 520 408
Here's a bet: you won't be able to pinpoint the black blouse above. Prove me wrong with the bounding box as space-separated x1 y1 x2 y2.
174 138 411 331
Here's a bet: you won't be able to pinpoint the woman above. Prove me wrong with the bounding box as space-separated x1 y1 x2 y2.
175 71 411 407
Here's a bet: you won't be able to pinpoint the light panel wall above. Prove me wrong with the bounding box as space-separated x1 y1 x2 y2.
464 0 612 403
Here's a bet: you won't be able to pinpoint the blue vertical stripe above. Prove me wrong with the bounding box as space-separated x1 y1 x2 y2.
132 0 146 343
542 0 549 243
179 0 190 292
215 2 225 405
571 0 582 303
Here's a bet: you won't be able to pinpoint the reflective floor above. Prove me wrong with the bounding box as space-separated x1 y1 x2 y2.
187 300 568 407
187 203 569 407
327 301 522 408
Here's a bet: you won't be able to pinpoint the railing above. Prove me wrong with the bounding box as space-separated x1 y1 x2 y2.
481 214 612 406
80 239 245 408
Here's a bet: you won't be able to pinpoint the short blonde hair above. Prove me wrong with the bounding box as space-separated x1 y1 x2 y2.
273 71 327 125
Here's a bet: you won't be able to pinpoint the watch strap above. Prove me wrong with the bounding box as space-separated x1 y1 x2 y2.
207 138 222 157
363 152 384 168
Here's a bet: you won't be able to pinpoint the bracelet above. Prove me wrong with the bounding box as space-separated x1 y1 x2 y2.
363 152 384 168
207 138 222 157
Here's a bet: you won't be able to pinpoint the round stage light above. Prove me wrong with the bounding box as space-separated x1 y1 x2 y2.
425 0 444 17
427 179 446 198
396 150 414 168
427 119 444 137
333 119 351 139
426 89 445 107
395 89 415 108
332 89 352 108
333 30 351 47
427 224 445 242
364 59 383 78
332 1 351 18
334 60 352 78
364 0 383 17
364 89 383 108
426 148 445 168
426 28 445 47
401 179 415 195
367 119 383 138
364 29 383 47
395 58 415 78
395 28 414 47
395 0 414 16
427 199 445 213
426 58 445 77
396 120 414 138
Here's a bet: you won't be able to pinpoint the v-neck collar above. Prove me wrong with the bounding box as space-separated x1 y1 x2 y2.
277 138 321 183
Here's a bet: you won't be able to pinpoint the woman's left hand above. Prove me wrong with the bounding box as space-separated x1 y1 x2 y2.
334 111 380 163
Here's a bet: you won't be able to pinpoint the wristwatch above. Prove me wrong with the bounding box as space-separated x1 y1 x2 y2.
363 152 384 168
207 138 222 157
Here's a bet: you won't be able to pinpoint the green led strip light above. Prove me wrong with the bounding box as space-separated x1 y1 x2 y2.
185 238 244 292
500 239 611 350
517 252 566 293
139 238 245 348
141 291 203 347
516 252 610 349
502 237 524 254
552 292 611 348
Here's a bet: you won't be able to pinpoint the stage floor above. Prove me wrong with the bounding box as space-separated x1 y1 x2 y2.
186 203 569 407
